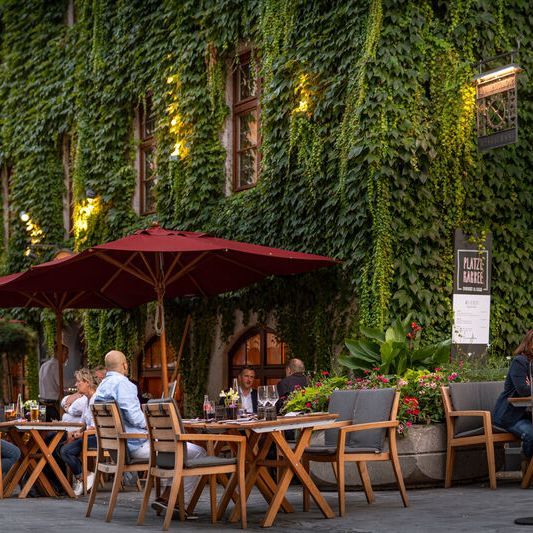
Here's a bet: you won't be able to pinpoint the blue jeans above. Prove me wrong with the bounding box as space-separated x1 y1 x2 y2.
60 435 97 477
1 439 21 475
507 417 533 458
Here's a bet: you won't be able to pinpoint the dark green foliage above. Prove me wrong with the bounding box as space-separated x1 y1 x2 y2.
0 0 531 411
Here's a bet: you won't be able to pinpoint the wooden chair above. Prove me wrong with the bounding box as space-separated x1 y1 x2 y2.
81 428 98 496
86 402 150 522
137 400 247 531
441 383 519 490
303 389 408 516
0 435 4 499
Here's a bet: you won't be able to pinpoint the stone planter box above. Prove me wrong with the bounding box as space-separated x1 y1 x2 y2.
310 423 506 489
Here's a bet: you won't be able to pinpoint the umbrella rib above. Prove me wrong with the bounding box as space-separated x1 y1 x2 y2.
94 252 154 286
175 262 208 297
100 252 140 293
162 253 183 284
20 292 53 308
215 253 269 276
139 252 158 283
164 252 209 287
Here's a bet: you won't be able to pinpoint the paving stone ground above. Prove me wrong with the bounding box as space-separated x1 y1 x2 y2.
2 474 533 532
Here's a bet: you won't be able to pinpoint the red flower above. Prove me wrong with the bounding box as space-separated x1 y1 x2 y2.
372 367 380 371
321 371 329 376
411 322 417 329
305 402 312 408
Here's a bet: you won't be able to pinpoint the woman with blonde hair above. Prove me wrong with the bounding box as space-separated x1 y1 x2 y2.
60 368 99 496
493 330 533 461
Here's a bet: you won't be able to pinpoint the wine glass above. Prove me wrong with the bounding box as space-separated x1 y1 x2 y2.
267 385 279 406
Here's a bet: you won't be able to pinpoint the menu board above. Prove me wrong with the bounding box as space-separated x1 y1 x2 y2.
452 294 491 346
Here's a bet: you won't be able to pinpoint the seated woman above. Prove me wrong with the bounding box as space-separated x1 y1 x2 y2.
493 330 533 466
1 438 21 478
60 368 98 496
60 390 87 423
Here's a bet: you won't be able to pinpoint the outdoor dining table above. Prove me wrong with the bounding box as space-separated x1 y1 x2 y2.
184 412 337 528
0 420 83 498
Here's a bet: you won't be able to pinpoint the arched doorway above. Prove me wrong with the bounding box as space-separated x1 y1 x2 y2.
228 327 289 387
138 336 177 400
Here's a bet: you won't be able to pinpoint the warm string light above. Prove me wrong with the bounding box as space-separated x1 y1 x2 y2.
293 73 312 116
167 75 190 159
20 212 44 256
72 196 101 243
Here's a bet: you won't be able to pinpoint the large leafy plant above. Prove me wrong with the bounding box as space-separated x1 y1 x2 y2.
339 316 451 375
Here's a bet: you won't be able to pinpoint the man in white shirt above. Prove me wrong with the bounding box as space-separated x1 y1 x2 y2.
237 367 257 413
93 350 205 515
39 343 73 420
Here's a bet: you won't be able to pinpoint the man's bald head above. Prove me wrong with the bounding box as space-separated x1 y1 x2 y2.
287 358 305 375
105 350 128 374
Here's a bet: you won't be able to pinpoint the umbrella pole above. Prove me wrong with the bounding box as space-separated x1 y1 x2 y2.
55 310 64 407
160 324 169 398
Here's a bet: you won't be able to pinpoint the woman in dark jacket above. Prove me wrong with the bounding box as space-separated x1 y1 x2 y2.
493 330 533 458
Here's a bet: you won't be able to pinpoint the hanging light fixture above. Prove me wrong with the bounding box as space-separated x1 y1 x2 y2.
473 50 524 151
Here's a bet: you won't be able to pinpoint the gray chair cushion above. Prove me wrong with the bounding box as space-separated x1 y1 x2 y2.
156 451 236 469
348 388 395 451
325 390 359 446
449 382 504 437
305 445 382 455
455 424 510 438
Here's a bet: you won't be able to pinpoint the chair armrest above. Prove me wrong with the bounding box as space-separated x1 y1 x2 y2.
449 410 491 418
84 428 96 437
312 420 351 431
339 420 398 436
177 434 246 444
117 432 148 439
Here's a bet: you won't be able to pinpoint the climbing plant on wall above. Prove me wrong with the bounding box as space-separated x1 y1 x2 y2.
0 0 531 412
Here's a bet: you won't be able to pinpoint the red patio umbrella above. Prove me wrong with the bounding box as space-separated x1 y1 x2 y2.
0 225 338 395
0 271 128 401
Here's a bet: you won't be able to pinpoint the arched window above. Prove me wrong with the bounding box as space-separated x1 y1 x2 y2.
228 327 289 387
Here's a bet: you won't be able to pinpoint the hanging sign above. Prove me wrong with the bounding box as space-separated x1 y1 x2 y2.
452 230 492 358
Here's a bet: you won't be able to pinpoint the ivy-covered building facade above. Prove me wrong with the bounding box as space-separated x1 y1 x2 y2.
0 1 531 412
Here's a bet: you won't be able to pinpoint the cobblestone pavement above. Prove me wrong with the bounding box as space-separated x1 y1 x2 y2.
2 476 533 532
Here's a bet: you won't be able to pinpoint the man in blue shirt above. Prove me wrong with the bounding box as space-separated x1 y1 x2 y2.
94 350 205 515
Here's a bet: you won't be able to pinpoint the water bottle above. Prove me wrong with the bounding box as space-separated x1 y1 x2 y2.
15 393 24 420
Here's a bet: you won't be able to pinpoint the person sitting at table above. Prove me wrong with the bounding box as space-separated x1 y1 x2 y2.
493 329 533 470
221 367 257 413
1 438 21 478
276 358 308 412
60 368 99 496
60 389 87 423
93 350 206 515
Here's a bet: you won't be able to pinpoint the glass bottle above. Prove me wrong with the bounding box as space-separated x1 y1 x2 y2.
203 394 210 420
15 393 24 420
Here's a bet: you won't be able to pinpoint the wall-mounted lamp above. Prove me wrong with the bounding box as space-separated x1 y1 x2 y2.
473 53 524 151
473 63 523 85
19 211 30 223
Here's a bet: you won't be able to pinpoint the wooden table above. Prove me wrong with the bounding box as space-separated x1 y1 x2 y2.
185 413 337 528
0 420 83 498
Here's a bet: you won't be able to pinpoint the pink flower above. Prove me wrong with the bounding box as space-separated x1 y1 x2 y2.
406 421 412 427
321 371 329 376
448 372 458 381
305 402 312 408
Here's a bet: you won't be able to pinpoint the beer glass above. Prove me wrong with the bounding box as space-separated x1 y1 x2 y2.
4 403 15 421
30 401 40 422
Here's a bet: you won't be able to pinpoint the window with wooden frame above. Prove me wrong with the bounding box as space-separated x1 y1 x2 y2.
228 327 290 387
138 95 157 215
232 51 260 191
